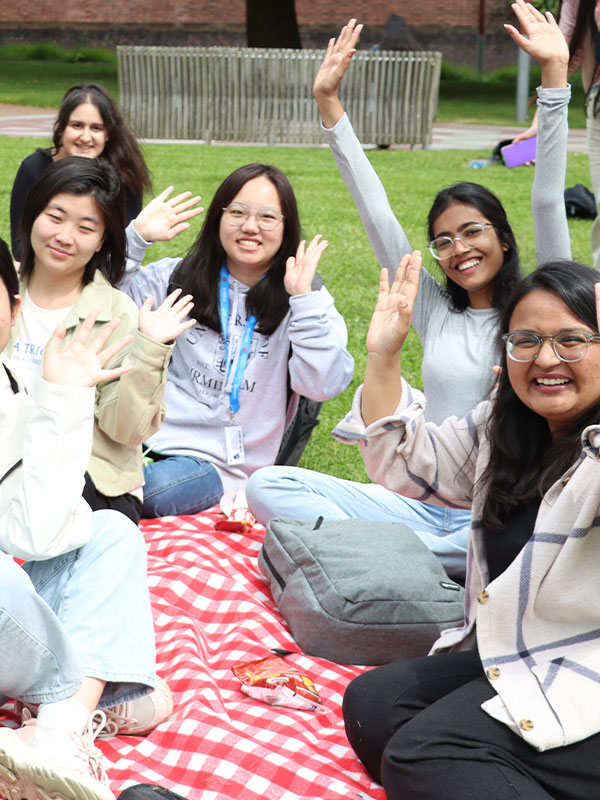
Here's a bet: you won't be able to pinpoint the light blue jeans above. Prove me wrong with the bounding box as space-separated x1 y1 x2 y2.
246 466 470 580
141 455 224 518
0 510 156 707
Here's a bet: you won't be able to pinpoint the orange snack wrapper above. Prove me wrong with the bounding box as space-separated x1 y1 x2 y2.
232 655 323 712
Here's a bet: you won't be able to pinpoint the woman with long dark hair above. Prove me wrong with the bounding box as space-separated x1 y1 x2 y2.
245 3 571 581
342 252 600 800
6 157 193 524
119 162 354 518
10 82 151 262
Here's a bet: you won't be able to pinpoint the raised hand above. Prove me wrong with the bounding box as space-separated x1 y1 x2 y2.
138 288 196 343
504 0 569 72
284 235 329 296
366 252 422 360
42 310 134 387
133 187 204 243
313 18 363 128
313 18 363 99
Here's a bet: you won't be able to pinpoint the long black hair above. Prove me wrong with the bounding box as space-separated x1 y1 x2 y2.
427 182 520 312
0 238 19 311
19 157 126 288
481 260 600 532
560 0 596 65
53 83 151 204
174 163 302 335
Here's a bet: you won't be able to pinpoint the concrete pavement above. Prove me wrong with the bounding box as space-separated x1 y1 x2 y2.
0 104 589 152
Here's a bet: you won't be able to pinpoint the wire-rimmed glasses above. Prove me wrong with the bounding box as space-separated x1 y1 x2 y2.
502 330 600 363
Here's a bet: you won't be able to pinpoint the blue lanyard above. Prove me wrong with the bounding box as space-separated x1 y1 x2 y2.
219 266 257 415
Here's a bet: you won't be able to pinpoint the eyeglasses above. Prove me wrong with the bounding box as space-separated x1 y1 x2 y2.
502 330 600 363
222 202 284 231
428 222 496 260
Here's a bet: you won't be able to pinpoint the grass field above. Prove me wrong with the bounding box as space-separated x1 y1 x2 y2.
1 136 593 482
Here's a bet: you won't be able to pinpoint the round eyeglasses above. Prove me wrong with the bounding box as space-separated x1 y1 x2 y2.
222 202 284 231
502 330 600 363
428 222 495 261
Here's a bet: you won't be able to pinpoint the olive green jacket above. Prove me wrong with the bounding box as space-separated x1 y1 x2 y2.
11 271 173 496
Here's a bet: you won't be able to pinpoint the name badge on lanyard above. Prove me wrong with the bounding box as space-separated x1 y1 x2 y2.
219 266 257 465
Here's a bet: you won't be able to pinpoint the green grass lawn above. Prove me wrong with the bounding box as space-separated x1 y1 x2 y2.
0 137 594 483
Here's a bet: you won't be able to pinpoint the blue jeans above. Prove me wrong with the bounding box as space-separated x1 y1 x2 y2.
246 466 470 580
142 455 224 518
0 510 156 707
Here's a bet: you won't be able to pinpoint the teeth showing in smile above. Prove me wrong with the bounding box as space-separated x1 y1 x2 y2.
457 258 480 272
535 378 570 385
238 239 260 248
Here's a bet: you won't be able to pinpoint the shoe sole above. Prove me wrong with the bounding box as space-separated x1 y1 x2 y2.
0 744 114 800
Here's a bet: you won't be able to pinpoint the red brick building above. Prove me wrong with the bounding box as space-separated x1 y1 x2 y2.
0 1 517 69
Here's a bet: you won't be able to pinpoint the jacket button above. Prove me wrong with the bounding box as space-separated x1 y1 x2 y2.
519 719 534 731
486 666 501 680
478 589 489 604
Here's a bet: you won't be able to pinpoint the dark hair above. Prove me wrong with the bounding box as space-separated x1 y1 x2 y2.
53 83 151 204
174 163 301 335
481 260 600 531
0 238 19 310
560 0 595 65
19 157 126 287
427 182 520 312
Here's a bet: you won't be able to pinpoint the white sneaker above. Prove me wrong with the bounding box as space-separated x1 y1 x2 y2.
98 677 174 739
0 715 115 800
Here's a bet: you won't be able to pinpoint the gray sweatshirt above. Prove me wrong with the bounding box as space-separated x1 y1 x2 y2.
121 224 354 492
324 86 571 424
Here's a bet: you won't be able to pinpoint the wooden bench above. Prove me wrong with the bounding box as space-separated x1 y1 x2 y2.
117 45 442 147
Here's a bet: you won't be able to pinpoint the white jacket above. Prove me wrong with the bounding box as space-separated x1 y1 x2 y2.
336 379 600 752
0 355 94 561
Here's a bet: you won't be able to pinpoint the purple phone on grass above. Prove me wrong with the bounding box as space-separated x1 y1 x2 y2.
500 136 537 167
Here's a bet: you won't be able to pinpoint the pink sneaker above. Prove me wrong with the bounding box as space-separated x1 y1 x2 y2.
0 715 115 800
98 677 174 739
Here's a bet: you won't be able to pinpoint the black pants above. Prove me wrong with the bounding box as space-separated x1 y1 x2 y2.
83 472 142 525
343 651 600 800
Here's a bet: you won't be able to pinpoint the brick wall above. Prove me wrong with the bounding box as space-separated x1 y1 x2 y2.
0 0 517 69
1 0 510 30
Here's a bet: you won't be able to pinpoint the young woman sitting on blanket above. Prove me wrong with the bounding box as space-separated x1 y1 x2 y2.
5 157 195 523
246 4 572 580
10 82 151 264
342 250 600 800
119 163 354 518
0 238 169 800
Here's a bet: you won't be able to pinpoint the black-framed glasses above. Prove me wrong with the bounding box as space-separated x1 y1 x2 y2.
222 202 284 231
502 330 600 363
428 222 495 260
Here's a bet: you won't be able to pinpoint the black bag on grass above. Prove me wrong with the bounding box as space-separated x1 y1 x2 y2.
564 184 596 218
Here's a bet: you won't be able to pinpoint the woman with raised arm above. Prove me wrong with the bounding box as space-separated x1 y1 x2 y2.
515 0 600 265
246 2 571 580
10 82 151 263
5 157 194 524
0 238 162 800
343 251 600 800
119 163 354 518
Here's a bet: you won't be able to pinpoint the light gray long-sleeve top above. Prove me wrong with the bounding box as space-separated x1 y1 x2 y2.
324 86 571 424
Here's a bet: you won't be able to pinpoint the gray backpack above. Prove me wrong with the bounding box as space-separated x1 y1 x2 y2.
259 516 465 666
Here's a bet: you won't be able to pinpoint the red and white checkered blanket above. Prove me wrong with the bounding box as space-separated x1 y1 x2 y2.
2 509 384 800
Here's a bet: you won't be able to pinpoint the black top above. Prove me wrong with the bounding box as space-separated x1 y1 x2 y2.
9 149 142 260
484 502 540 582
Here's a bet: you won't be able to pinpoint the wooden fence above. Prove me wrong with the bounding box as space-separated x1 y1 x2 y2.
117 46 442 147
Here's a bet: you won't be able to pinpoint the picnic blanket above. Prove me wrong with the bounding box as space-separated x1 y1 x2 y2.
0 508 385 800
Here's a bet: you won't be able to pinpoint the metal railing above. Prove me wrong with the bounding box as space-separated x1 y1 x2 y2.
117 45 442 147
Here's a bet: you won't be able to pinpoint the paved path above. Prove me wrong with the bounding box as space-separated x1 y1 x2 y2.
0 104 589 153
